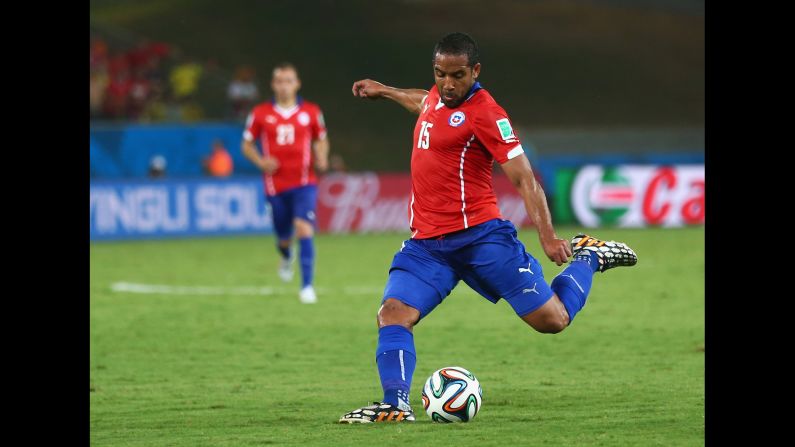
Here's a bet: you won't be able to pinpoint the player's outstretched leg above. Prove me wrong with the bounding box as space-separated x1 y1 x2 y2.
550 234 637 324
339 298 420 423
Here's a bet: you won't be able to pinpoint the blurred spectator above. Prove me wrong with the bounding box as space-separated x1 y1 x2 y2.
140 41 169 87
147 41 171 59
90 37 109 70
204 139 234 177
127 66 152 120
140 83 168 122
148 155 167 178
127 41 151 70
103 55 132 119
128 41 170 118
168 57 205 121
131 40 170 67
228 65 260 120
169 59 203 99
90 66 109 119
89 36 212 123
90 37 110 119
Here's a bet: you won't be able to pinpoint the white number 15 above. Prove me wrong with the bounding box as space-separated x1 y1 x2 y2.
417 121 433 149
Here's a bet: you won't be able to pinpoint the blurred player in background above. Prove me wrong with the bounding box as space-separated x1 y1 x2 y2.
340 32 637 423
242 62 329 304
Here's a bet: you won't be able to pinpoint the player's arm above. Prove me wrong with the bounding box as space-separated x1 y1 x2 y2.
351 79 428 115
241 138 279 174
501 154 572 266
313 136 330 172
311 108 330 172
241 111 279 174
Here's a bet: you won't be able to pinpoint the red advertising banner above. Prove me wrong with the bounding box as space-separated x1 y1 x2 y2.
316 173 534 234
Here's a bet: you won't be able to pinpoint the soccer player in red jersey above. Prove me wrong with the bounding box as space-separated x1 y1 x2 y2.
242 63 330 303
339 33 637 423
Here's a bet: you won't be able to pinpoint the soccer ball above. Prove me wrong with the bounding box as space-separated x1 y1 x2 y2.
421 366 482 423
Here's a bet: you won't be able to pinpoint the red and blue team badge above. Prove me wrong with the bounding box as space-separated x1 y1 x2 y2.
449 111 466 127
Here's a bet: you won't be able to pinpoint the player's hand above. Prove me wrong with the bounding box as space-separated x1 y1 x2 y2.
540 236 572 266
259 157 279 174
315 156 329 173
352 79 386 99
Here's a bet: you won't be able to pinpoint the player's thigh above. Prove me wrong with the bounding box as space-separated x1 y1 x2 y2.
266 192 294 240
382 239 460 322
292 185 318 227
459 221 554 317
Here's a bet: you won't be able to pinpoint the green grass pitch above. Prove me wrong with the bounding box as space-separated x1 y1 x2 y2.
90 227 704 446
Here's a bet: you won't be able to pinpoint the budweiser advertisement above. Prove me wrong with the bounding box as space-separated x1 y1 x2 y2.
316 173 535 233
553 165 705 227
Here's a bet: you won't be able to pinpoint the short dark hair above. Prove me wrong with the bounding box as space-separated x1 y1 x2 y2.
272 62 299 78
432 32 480 67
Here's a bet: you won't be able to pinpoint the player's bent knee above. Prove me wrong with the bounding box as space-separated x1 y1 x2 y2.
526 318 567 334
294 218 314 238
535 315 568 334
378 298 420 330
520 295 570 334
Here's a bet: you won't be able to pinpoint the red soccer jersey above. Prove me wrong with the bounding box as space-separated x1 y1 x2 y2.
243 99 327 195
409 83 525 239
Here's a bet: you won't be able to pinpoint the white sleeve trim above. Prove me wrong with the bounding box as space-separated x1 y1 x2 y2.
506 144 524 160
420 94 428 108
243 130 254 142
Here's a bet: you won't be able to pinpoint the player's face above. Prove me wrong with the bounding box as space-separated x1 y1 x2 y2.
433 53 481 108
271 68 301 102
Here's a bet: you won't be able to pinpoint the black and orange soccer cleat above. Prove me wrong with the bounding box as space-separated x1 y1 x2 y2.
570 234 638 273
339 402 416 423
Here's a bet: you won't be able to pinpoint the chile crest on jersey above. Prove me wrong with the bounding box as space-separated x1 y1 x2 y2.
449 111 466 127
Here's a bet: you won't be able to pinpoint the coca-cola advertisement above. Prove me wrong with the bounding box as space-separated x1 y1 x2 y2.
316 172 534 234
552 164 705 227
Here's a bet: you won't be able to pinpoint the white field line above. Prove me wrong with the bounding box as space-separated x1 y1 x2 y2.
109 282 385 296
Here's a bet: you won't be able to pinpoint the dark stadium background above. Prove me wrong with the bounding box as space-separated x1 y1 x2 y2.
90 0 703 172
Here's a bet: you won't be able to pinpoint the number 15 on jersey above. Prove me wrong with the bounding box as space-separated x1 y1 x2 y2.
417 121 433 149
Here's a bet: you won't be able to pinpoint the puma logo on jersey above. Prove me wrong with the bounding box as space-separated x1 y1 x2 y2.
518 262 533 274
522 284 539 294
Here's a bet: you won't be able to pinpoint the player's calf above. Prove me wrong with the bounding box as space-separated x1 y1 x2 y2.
293 218 316 302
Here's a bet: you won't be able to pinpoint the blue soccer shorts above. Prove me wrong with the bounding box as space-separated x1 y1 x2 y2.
382 218 555 319
266 185 318 241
